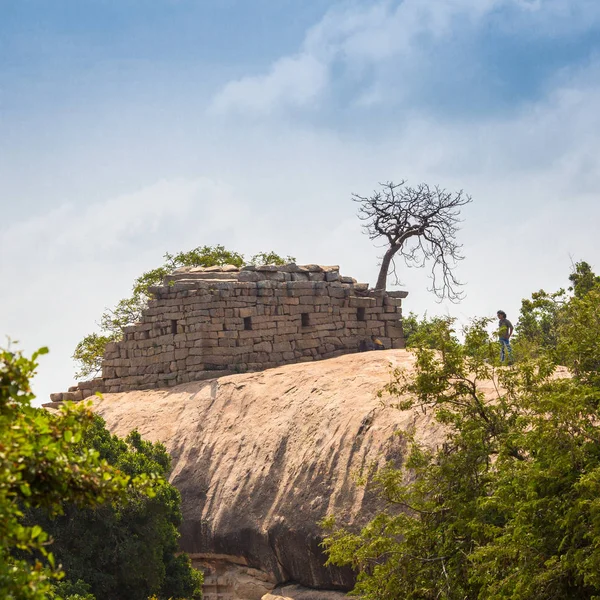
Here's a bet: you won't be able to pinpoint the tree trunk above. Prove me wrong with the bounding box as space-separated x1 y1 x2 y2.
375 246 399 291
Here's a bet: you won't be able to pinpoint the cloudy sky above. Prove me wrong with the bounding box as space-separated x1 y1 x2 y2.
2 0 600 401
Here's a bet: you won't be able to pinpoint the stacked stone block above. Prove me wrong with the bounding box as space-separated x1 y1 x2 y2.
50 264 406 399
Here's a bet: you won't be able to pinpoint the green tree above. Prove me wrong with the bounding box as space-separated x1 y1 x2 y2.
52 579 95 600
402 312 458 350
513 260 600 362
568 260 600 298
71 333 115 382
248 251 295 266
0 345 137 600
73 245 294 379
30 419 202 600
555 286 600 380
323 283 600 599
512 288 566 357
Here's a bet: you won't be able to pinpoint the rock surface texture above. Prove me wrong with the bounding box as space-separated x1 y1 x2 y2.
92 350 447 599
263 585 348 600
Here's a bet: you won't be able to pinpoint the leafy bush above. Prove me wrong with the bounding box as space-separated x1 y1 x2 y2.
402 312 459 350
30 419 203 600
513 260 600 363
323 267 600 599
0 343 201 599
52 579 95 600
0 345 136 599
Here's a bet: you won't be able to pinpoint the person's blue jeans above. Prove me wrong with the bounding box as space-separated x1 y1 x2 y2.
499 338 512 362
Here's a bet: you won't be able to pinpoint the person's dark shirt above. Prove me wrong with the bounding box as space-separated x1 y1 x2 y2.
498 318 513 340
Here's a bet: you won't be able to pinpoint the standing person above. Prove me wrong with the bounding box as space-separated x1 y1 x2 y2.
497 310 513 364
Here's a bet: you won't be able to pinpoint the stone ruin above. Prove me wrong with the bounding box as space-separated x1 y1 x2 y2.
49 263 407 402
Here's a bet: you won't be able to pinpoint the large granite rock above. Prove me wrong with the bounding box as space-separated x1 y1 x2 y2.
92 350 446 596
263 584 347 600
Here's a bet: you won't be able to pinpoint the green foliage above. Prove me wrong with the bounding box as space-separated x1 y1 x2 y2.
569 260 600 298
248 251 295 266
0 345 136 600
514 260 600 363
73 244 293 379
163 245 245 272
72 333 118 380
556 287 600 381
402 312 458 350
51 579 95 600
30 418 203 600
513 288 565 357
323 279 600 599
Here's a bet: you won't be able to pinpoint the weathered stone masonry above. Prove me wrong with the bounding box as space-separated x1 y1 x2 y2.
50 264 406 400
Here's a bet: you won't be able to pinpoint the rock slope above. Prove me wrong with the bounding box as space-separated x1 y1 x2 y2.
93 349 444 598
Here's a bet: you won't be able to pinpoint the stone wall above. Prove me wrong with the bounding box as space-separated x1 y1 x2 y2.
50 264 406 400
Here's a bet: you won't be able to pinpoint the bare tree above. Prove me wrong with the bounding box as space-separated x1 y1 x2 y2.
353 180 472 299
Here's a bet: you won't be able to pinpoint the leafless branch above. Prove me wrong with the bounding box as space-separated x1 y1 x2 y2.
353 180 472 300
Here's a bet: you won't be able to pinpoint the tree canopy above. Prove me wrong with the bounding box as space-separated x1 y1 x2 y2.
28 418 202 600
0 344 202 600
323 262 600 600
0 345 132 599
513 260 600 364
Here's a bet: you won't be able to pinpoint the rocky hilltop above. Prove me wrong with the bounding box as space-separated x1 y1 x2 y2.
52 263 406 400
92 349 445 600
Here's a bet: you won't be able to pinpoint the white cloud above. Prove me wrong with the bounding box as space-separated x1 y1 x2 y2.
304 0 501 60
507 0 600 34
1 179 200 264
209 53 328 115
209 0 600 115
0 177 254 403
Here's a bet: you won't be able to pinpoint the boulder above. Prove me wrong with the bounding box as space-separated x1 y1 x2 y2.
92 351 449 592
42 401 64 409
263 584 347 600
204 264 240 272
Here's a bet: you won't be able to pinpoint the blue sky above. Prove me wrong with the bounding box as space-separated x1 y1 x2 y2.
2 0 600 400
